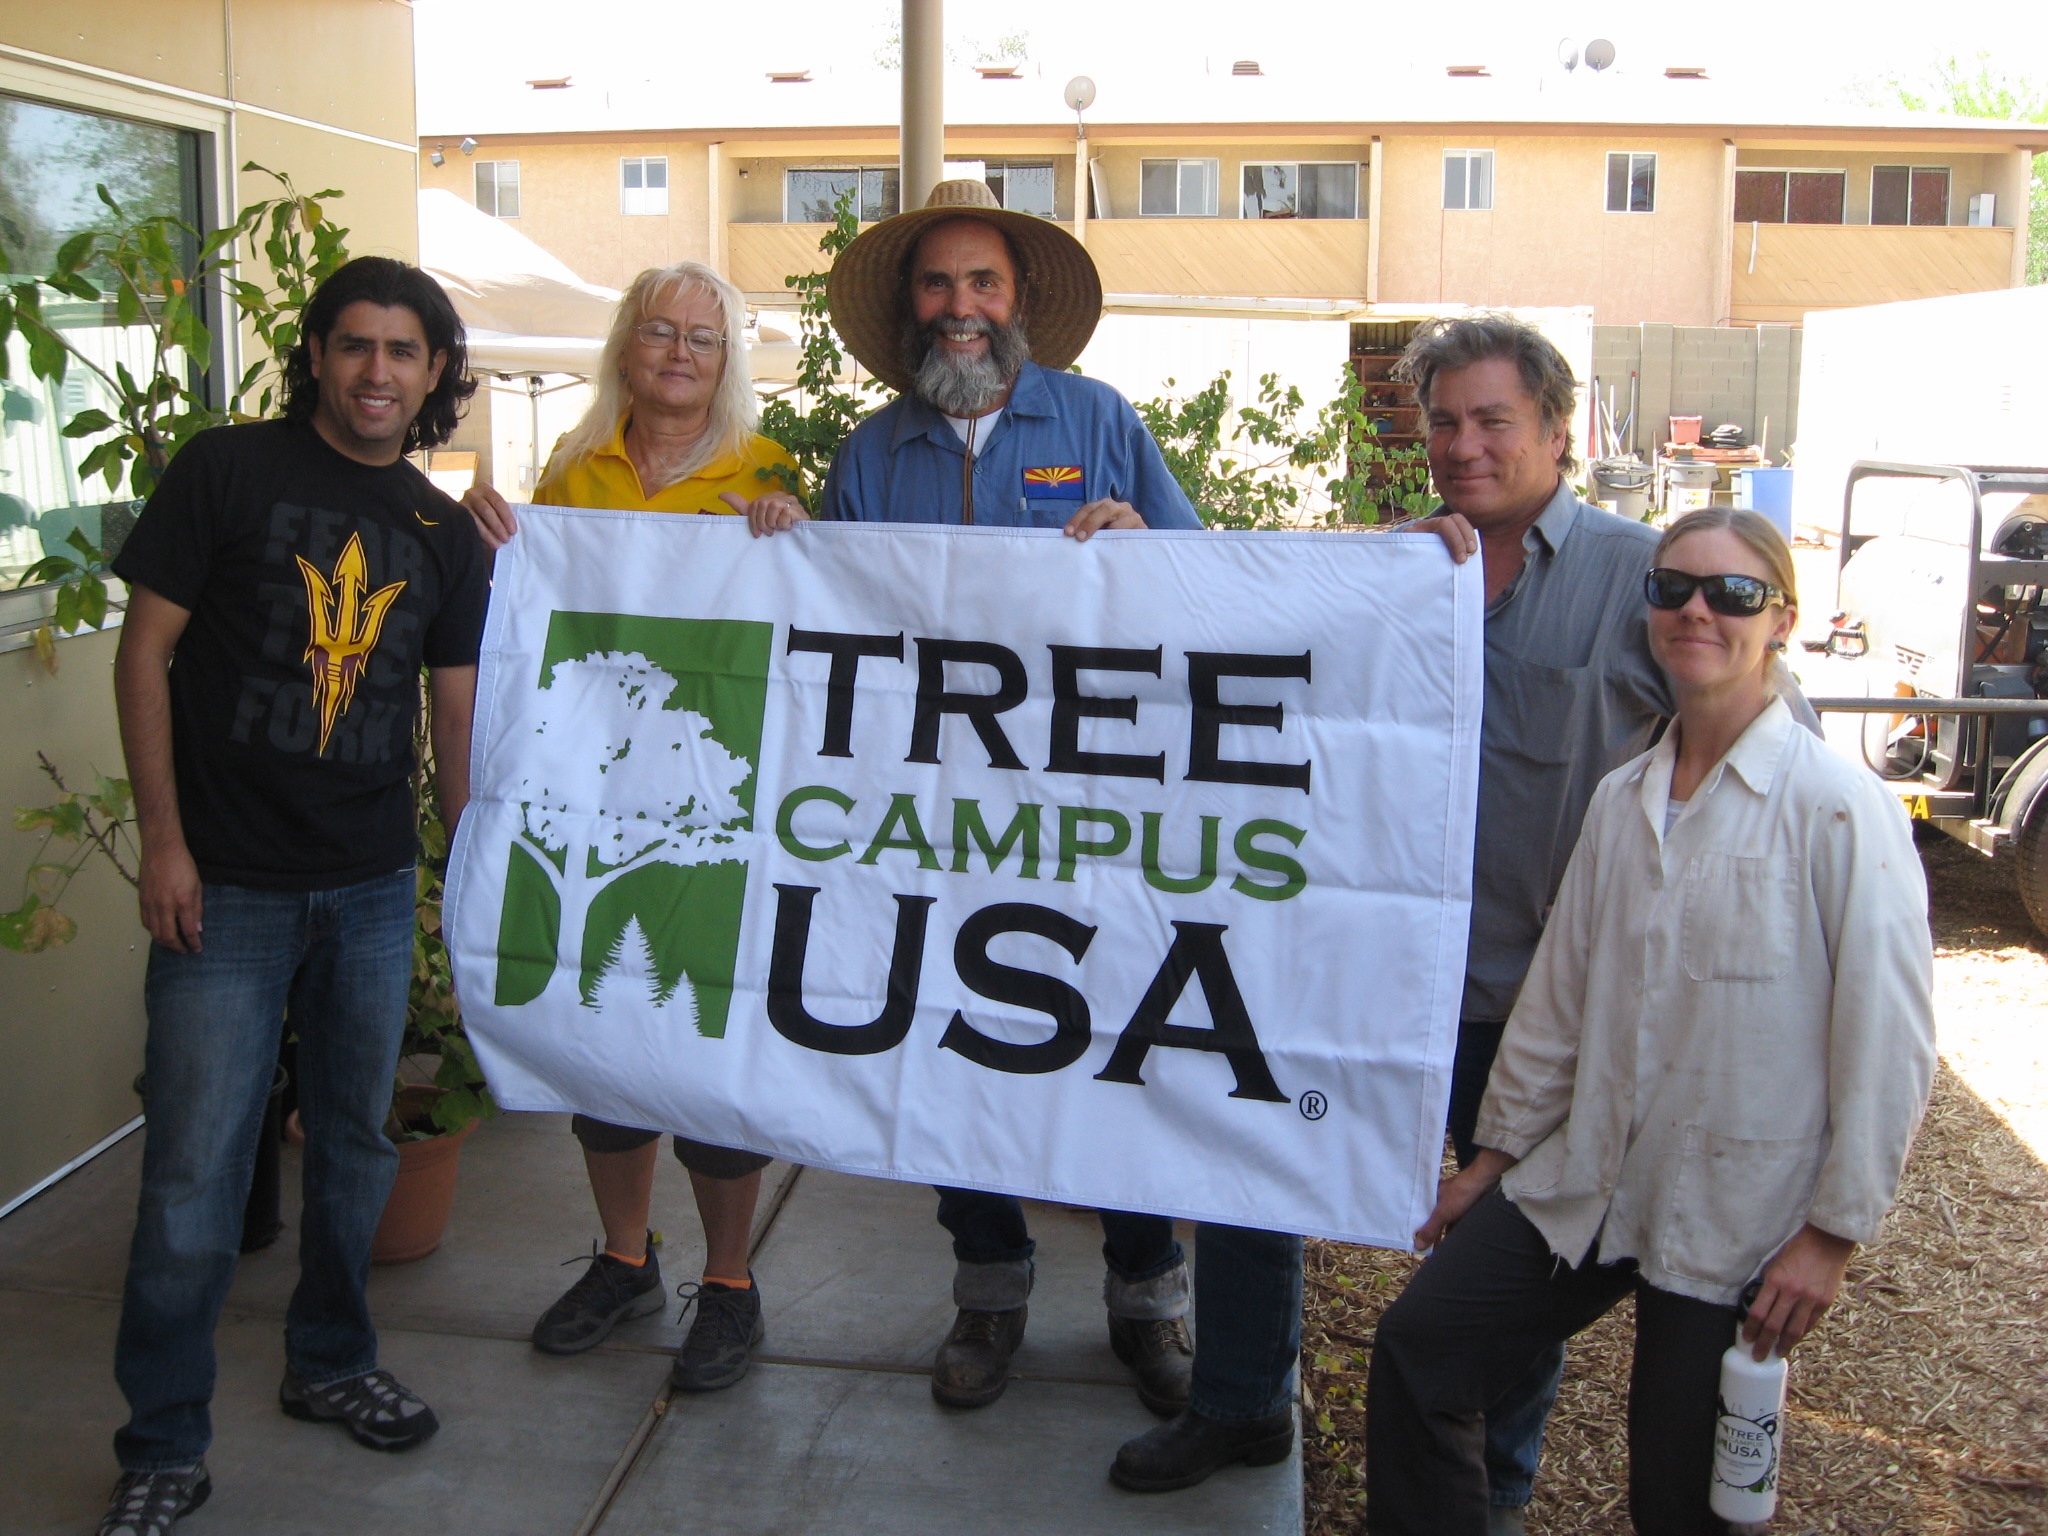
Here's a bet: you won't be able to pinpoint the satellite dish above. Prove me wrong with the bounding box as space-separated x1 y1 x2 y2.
1558 39 1579 71
1064 76 1097 112
1584 38 1616 71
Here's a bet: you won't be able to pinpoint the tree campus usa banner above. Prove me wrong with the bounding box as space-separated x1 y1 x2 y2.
444 508 1483 1248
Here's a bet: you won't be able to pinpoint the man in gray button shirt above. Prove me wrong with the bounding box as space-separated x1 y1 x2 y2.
1401 314 1671 1535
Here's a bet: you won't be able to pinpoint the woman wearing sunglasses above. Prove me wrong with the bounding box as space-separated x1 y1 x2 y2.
460 262 798 1391
1366 507 1935 1535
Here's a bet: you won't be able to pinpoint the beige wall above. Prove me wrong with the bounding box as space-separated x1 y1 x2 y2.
0 0 422 1208
418 138 713 290
1734 149 2008 226
1377 134 1728 326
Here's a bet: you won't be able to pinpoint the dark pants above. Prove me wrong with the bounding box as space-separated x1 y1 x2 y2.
1451 1017 1568 1507
114 871 415 1471
935 1191 1303 1420
1367 1189 1736 1536
569 1114 772 1179
935 1187 1183 1281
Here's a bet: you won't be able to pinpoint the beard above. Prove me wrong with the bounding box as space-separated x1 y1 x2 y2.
905 311 1032 417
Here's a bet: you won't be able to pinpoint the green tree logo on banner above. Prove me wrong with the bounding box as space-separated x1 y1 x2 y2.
492 613 772 1037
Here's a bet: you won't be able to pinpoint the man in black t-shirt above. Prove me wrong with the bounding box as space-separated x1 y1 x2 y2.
99 258 486 1536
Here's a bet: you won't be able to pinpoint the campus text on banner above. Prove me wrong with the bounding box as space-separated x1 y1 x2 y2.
444 510 1482 1247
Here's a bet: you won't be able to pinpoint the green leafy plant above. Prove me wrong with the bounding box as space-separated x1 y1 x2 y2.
1 163 350 661
1135 365 1435 529
756 191 891 499
0 754 136 953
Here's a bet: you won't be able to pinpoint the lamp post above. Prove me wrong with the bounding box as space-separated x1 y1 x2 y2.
901 0 943 211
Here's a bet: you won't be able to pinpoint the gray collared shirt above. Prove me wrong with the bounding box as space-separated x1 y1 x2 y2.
1464 479 1671 1021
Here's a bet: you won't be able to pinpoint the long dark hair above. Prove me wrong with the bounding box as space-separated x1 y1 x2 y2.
280 256 475 452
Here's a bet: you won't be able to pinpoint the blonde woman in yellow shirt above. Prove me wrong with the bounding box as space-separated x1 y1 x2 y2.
460 260 800 1390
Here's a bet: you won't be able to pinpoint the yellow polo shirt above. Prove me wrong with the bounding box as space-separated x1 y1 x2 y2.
534 418 797 514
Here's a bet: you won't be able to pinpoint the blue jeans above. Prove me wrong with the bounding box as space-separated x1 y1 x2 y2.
1451 1017 1567 1508
113 870 415 1471
1189 1222 1303 1422
934 1187 1184 1282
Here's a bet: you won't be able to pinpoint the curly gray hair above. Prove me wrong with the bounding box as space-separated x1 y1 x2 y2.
1393 313 1580 477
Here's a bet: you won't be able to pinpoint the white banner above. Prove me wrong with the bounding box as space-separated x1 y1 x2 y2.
445 509 1482 1247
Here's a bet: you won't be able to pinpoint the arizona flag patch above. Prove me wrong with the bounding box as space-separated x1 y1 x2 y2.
1023 465 1086 500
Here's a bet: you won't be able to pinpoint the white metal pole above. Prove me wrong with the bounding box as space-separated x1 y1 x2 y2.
901 0 944 211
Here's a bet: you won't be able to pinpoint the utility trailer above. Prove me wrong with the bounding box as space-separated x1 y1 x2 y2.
1811 461 2048 932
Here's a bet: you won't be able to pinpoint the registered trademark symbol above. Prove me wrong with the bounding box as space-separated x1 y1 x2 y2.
1299 1091 1328 1121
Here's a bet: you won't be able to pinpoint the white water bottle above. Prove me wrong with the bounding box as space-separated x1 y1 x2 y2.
1711 1323 1787 1524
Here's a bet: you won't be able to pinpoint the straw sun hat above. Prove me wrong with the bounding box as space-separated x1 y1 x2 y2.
826 178 1103 394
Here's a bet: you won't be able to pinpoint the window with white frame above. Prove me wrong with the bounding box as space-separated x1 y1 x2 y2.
475 160 521 217
1242 162 1359 219
1139 158 1220 217
785 166 899 223
984 161 1056 218
1606 152 1656 213
620 156 668 215
1442 149 1494 210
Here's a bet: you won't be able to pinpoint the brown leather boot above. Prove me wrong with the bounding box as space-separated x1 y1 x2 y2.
1108 1314 1194 1416
931 1305 1028 1408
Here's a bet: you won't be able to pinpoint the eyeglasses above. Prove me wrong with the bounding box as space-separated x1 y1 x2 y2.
1644 568 1787 617
632 321 727 355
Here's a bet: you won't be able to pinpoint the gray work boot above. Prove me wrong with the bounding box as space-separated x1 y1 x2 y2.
1106 1262 1194 1416
932 1257 1032 1408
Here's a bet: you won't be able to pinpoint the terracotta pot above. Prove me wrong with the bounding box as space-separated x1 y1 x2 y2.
371 1086 480 1265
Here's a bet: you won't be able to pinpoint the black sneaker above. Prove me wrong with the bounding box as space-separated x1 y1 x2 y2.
670 1277 765 1392
279 1367 439 1451
98 1465 210 1536
533 1240 666 1354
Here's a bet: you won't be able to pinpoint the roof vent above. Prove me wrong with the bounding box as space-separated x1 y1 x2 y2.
1231 59 1263 76
766 69 812 84
526 76 571 90
976 62 1022 79
1446 64 1490 77
1664 65 1708 79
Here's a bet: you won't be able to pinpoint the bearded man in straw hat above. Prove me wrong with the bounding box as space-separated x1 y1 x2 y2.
756 179 1302 1494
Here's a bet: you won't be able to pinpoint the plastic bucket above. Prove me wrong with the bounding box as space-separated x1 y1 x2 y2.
1737 468 1795 540
1669 415 1703 446
1666 461 1718 514
1592 458 1652 521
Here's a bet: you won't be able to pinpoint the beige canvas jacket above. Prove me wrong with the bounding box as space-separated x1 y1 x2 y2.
1474 696 1936 1305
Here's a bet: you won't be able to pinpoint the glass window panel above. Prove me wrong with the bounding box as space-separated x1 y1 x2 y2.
1606 152 1631 212
645 158 667 190
0 94 202 586
622 159 643 190
496 163 520 218
1871 166 1910 225
860 167 900 222
1787 171 1845 224
1629 153 1656 213
1301 163 1357 219
1443 153 1468 210
1140 159 1178 216
1466 151 1492 210
1734 170 1787 223
1245 163 1299 218
1180 159 1216 216
1910 167 1950 225
787 169 858 222
1001 163 1054 217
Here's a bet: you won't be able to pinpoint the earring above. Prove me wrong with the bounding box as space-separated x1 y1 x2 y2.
1766 639 1786 652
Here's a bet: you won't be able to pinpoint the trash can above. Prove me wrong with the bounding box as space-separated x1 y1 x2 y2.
1736 467 1795 540
133 1062 290 1252
1592 458 1652 522
1665 462 1718 514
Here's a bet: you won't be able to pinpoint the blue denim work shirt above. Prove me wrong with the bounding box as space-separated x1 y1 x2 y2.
820 362 1203 529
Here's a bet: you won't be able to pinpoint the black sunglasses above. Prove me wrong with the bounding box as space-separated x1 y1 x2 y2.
1644 568 1786 616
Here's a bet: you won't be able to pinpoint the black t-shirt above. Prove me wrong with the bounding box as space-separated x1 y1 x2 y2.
112 420 489 890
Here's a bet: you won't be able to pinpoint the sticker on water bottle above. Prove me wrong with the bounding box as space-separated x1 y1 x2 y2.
1713 1401 1780 1493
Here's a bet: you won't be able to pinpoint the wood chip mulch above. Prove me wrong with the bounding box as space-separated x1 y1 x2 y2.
1301 836 2048 1535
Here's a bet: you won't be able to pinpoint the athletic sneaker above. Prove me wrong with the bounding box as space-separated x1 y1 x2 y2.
97 1464 210 1536
533 1241 666 1354
670 1277 765 1392
279 1367 439 1451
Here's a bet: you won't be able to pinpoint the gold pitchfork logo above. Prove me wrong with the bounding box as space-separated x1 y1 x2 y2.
296 532 406 755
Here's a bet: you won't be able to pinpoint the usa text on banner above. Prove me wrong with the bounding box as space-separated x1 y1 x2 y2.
444 512 1483 1248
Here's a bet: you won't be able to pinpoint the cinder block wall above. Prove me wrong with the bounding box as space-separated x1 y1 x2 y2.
1591 324 1802 461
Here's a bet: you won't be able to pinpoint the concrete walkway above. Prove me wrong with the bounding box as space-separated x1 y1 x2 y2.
1 1112 1300 1535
